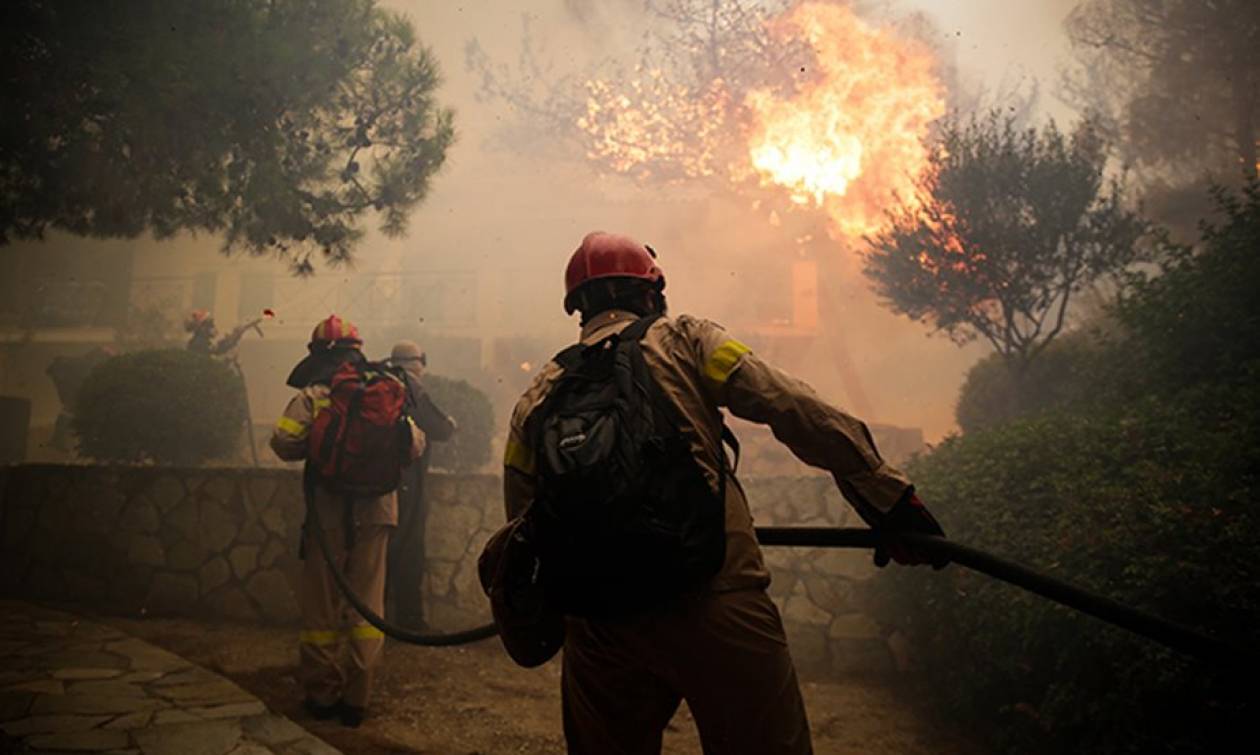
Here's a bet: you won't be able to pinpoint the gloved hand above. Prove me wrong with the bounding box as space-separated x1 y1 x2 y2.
873 492 948 569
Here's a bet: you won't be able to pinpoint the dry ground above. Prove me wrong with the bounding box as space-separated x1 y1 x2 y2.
100 615 979 755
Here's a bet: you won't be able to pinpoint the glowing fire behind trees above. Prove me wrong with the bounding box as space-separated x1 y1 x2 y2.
574 1 947 240
744 3 946 238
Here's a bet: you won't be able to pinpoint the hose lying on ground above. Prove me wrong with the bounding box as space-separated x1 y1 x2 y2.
307 487 1255 670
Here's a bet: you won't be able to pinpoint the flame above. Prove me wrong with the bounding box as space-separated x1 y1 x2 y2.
745 3 945 238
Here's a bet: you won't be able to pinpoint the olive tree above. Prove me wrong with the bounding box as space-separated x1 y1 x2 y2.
863 111 1148 379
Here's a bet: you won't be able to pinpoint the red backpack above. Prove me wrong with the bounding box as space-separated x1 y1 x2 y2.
308 361 412 497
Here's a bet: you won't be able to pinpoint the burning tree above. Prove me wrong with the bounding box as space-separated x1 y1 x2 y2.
469 1 948 238
863 111 1149 378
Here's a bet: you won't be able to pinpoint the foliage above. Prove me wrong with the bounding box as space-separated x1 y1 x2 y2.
875 183 1260 753
1 0 454 272
876 390 1260 754
466 0 797 182
1112 182 1260 395
863 111 1148 375
421 375 494 473
72 349 246 465
953 330 1103 434
1064 0 1260 232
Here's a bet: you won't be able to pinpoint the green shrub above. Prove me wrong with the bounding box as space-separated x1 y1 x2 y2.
421 374 493 472
877 183 1260 753
874 383 1260 753
72 349 246 465
955 331 1104 433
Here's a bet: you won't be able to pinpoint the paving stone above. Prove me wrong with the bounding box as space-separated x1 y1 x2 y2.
226 742 273 755
278 736 341 755
152 710 200 726
152 669 220 688
66 624 128 643
67 681 146 698
0 690 36 721
114 672 165 685
26 728 130 751
5 680 64 695
43 652 129 671
155 681 253 705
52 670 123 681
240 715 305 746
104 711 153 730
104 640 190 673
186 701 266 720
33 695 167 716
134 719 243 755
35 621 77 638
2 714 113 735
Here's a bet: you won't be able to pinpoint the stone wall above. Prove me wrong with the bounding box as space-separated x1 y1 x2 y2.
1 465 892 675
0 465 306 625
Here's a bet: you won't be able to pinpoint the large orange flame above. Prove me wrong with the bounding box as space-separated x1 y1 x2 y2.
745 3 945 238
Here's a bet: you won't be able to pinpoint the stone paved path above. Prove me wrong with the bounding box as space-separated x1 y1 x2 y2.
0 601 340 754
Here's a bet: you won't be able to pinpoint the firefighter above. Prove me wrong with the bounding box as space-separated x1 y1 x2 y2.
498 232 947 754
270 315 425 728
385 340 456 627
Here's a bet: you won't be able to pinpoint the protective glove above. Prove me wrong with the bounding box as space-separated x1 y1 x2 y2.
873 491 949 569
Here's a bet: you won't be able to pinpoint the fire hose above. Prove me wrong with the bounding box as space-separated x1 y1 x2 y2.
307 497 1255 670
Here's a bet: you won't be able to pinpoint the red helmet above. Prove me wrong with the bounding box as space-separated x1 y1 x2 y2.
563 231 664 314
309 314 362 349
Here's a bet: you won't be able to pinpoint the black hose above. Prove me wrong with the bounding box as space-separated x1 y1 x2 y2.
756 526 1259 671
303 483 1255 669
305 481 498 646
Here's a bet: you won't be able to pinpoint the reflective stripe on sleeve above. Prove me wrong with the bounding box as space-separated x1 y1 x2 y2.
312 397 331 415
275 416 307 436
503 438 535 475
298 629 340 646
348 625 384 641
703 339 752 387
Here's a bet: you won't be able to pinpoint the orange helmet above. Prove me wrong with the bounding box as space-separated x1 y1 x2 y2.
309 314 362 349
563 232 664 314
183 309 213 332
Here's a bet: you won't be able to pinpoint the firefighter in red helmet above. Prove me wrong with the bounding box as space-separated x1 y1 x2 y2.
270 314 425 728
485 232 946 753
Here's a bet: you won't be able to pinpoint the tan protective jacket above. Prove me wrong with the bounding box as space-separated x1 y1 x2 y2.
270 383 426 527
503 309 912 592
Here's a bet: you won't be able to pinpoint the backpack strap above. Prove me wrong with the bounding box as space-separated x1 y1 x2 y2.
721 424 740 475
551 343 585 373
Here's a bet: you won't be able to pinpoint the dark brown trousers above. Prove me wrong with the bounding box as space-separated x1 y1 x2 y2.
562 588 812 755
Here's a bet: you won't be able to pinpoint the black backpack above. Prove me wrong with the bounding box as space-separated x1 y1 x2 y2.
524 315 730 619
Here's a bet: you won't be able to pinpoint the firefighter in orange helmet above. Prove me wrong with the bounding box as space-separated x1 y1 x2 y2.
491 233 946 753
270 315 425 728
